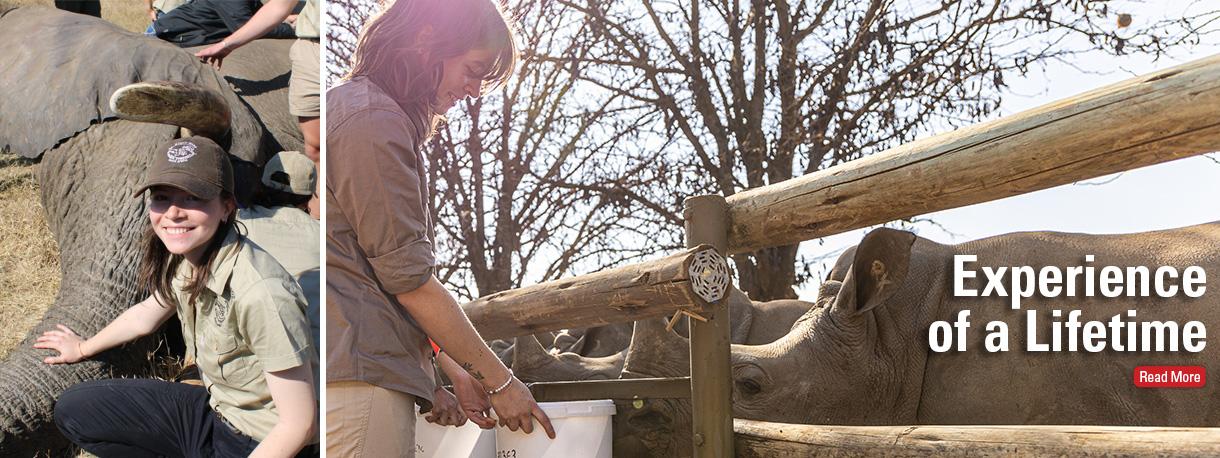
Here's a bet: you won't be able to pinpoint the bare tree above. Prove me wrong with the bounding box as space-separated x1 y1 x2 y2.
326 0 680 298
560 0 1218 300
323 0 379 87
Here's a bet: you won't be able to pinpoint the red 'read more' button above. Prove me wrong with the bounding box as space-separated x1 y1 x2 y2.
1133 366 1206 388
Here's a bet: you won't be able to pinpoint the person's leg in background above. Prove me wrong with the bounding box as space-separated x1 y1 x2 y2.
299 115 320 217
54 0 101 17
288 38 322 219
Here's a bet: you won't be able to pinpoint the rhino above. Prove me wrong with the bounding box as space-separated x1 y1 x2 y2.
518 290 807 457
552 322 633 357
509 289 813 384
731 224 1219 426
513 333 627 382
616 224 1220 456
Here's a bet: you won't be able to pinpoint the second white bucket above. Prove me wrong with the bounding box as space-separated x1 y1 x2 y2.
495 399 616 458
415 408 497 458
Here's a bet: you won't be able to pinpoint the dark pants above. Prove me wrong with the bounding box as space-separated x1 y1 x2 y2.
54 0 102 17
54 379 259 458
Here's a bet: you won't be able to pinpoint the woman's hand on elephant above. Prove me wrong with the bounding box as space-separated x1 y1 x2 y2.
195 42 233 70
425 386 467 427
489 378 555 439
33 324 87 365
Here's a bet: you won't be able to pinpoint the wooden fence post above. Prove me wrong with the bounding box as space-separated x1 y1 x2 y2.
684 195 733 457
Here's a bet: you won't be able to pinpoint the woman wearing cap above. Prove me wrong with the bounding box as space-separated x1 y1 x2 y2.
326 0 554 455
36 137 317 457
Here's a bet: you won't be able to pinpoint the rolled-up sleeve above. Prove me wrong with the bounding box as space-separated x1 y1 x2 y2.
328 108 435 294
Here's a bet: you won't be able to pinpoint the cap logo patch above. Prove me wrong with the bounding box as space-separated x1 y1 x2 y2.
167 141 197 163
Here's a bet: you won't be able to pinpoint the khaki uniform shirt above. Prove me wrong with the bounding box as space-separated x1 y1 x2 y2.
174 229 315 441
325 75 436 406
238 205 320 390
294 0 319 39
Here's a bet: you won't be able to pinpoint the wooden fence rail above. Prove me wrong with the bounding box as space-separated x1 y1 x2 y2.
725 53 1220 255
734 420 1220 457
462 245 729 340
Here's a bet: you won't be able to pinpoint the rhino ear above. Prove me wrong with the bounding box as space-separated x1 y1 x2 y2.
833 228 916 315
726 288 755 344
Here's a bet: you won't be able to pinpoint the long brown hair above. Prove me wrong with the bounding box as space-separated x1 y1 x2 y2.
138 193 239 309
345 0 519 137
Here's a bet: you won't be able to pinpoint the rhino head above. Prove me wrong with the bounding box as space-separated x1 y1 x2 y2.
512 333 625 382
729 227 937 425
614 317 693 457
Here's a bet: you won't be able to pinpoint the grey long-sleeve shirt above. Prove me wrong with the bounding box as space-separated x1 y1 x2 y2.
325 76 437 407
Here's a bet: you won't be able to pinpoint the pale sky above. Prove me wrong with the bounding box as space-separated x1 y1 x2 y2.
794 2 1220 300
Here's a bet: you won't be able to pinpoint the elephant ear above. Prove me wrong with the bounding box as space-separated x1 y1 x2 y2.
0 7 266 162
833 227 917 316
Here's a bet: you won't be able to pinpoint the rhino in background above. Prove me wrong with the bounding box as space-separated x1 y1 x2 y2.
732 224 1220 426
552 323 633 357
615 224 1220 456
504 287 810 457
513 333 627 382
509 288 813 384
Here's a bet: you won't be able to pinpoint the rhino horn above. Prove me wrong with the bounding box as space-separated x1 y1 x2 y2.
514 333 623 382
110 81 231 141
513 333 557 371
623 318 691 378
552 328 587 354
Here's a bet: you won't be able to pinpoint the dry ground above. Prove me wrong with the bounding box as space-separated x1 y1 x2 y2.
0 0 147 32
0 153 58 360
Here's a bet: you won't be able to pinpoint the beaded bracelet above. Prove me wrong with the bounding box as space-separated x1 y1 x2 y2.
487 370 515 395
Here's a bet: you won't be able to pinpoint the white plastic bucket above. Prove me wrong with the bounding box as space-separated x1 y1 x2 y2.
415 408 497 458
495 400 616 458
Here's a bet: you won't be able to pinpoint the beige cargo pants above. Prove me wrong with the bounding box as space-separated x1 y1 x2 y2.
326 381 418 457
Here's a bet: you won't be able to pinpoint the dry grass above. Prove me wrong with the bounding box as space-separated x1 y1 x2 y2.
1 0 149 33
0 153 59 360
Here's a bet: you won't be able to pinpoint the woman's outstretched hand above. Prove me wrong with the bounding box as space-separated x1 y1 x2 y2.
489 377 556 439
34 324 88 365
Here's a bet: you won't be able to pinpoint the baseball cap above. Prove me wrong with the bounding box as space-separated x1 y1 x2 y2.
133 136 234 200
261 151 316 196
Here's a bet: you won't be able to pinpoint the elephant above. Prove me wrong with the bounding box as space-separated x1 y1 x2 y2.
0 7 301 455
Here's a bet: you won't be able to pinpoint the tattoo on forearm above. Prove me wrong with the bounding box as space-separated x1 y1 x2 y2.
460 362 485 381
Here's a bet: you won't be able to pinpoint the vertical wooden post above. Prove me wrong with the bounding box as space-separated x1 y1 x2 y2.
683 195 733 457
